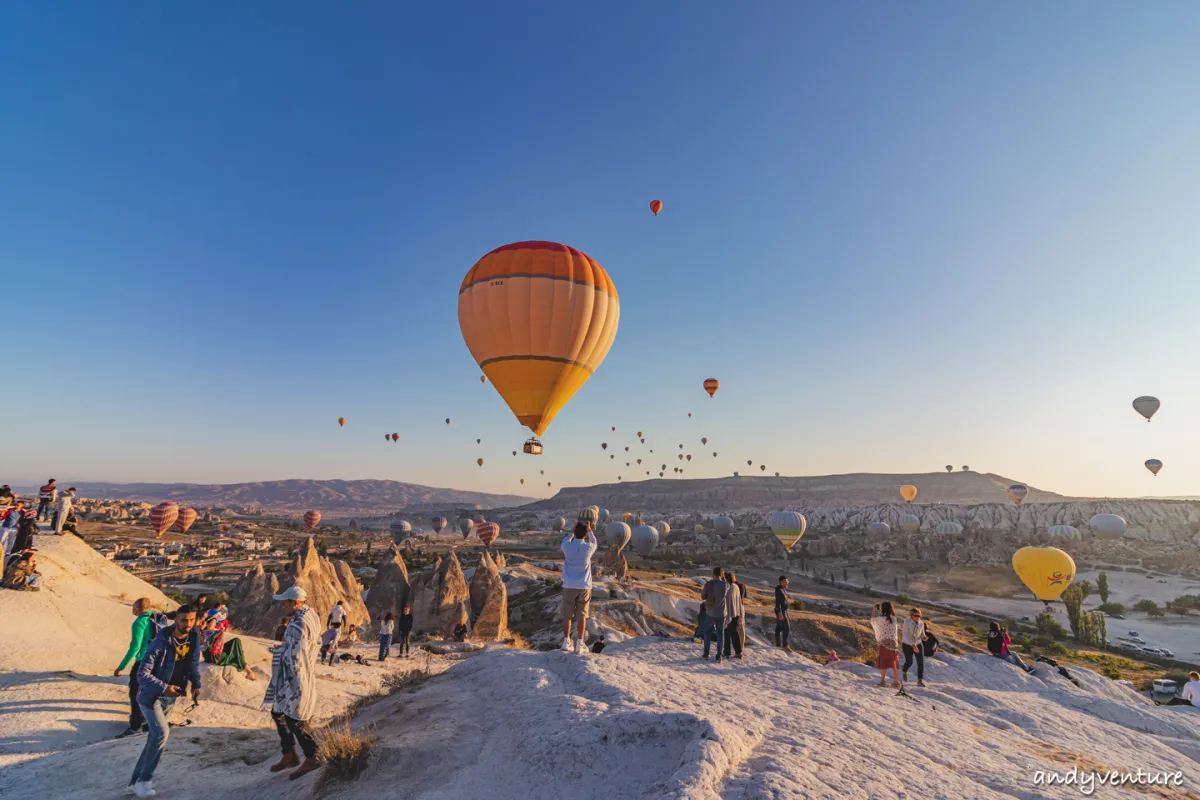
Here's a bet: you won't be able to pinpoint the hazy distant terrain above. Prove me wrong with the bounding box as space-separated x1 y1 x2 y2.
38 479 537 514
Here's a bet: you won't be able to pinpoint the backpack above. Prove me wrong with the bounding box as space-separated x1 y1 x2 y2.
922 631 939 657
148 611 170 639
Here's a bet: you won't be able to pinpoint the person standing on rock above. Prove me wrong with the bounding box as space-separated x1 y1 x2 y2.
264 585 323 781
397 605 413 657
114 598 156 737
560 520 598 654
53 486 76 535
327 599 346 629
36 479 56 522
774 575 791 649
378 612 394 660
128 604 201 798
871 602 903 688
901 607 928 687
699 567 728 662
723 572 746 660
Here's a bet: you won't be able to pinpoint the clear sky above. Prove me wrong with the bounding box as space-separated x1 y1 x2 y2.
4 3 1200 499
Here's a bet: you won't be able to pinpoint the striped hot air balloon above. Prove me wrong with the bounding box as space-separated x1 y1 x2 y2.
703 378 719 397
303 510 321 529
768 511 807 551
459 518 475 539
649 199 663 215
390 519 412 544
458 241 619 440
1145 459 1163 476
476 521 500 547
149 502 179 537
935 521 963 536
431 516 447 534
1048 525 1080 540
174 507 198 535
1006 484 1028 506
552 518 566 533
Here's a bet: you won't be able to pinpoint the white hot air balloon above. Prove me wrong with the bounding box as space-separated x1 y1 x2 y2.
1132 396 1160 422
712 516 735 539
868 521 891 536
605 521 632 550
1089 513 1127 539
898 514 920 534
654 520 671 539
631 524 659 557
935 521 963 536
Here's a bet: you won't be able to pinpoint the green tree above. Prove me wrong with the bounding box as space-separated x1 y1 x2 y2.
318 539 328 557
1133 599 1159 613
1089 611 1107 648
1062 585 1085 641
1097 571 1109 604
1076 579 1094 600
1148 607 1166 618
1035 611 1066 639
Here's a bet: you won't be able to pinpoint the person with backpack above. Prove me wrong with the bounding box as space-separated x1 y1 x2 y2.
114 598 165 737
36 479 56 522
901 607 928 687
396 605 413 658
987 622 1035 674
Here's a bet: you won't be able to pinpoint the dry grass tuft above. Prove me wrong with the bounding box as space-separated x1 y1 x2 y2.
502 632 533 650
318 721 374 780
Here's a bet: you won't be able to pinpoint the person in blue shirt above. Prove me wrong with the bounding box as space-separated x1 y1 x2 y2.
128 604 201 798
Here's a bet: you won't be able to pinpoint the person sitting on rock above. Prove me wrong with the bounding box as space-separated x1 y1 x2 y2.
987 622 1035 674
337 623 359 648
2 550 41 591
590 634 607 654
453 616 469 642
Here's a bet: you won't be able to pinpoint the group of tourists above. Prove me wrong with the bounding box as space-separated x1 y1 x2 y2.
1 479 82 592
693 567 748 661
870 601 939 687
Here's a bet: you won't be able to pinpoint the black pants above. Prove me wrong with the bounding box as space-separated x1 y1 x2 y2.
398 631 410 655
36 499 51 521
775 616 790 647
128 660 145 730
902 643 924 681
272 711 317 759
723 616 744 657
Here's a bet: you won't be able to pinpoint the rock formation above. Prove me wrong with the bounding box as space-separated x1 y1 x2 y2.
603 545 628 580
469 551 508 642
227 564 280 633
409 551 472 639
365 544 410 622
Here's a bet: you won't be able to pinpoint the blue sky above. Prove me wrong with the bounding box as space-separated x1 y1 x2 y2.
4 3 1200 499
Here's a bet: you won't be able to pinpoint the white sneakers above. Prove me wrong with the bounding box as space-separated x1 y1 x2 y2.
560 636 573 652
574 639 587 655
561 637 588 654
132 781 156 798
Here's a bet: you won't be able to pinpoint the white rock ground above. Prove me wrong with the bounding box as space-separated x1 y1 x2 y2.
3 534 1199 799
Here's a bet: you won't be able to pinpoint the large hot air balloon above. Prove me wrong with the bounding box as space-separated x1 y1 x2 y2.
1007 484 1028 505
477 521 500 547
655 520 671 539
578 506 599 524
1089 513 1127 539
631 524 659 557
649 199 662 216
459 518 475 539
303 510 321 530
552 518 566 533
1047 525 1079 540
458 241 619 447
900 485 918 503
1132 396 1160 422
174 507 198 535
390 520 413 544
605 521 631 550
1012 546 1076 604
898 514 920 534
935 521 963 536
431 517 447 535
768 511 806 551
337 417 346 427
1145 459 1162 476
703 378 719 397
599 508 610 524
868 521 891 536
712 516 735 539
149 502 179 537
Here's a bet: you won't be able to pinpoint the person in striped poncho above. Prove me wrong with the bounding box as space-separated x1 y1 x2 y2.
263 586 322 780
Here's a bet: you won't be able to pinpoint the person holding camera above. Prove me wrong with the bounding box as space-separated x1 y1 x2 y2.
987 621 1035 674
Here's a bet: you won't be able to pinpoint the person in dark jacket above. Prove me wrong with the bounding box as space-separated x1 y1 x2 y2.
129 605 201 797
699 567 727 662
453 615 469 642
396 605 414 657
11 514 37 556
987 622 1035 674
591 634 607 654
774 575 791 649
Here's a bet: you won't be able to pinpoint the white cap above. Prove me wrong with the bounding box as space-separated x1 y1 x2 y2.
273 585 307 602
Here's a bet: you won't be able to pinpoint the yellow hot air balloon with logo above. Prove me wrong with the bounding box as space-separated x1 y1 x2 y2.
458 241 619 444
900 484 918 503
1012 546 1075 605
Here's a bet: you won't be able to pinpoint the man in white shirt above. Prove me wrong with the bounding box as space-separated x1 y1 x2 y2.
1176 672 1200 707
560 520 598 654
327 600 346 628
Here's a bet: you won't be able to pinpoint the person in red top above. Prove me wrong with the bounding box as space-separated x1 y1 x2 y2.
987 622 1035 674
36 479 56 522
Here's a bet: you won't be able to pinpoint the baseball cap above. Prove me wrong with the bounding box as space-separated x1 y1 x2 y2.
273 585 307 602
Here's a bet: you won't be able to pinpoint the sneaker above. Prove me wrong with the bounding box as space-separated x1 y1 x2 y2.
574 639 586 654
133 781 157 798
715 655 722 663
560 637 573 652
116 727 141 739
917 680 926 687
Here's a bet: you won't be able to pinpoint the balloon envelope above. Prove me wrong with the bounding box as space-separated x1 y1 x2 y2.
768 510 806 551
476 521 500 547
1132 395 1160 422
390 520 412 544
1006 484 1028 505
458 241 619 437
900 485 918 503
631 524 659 557
1089 513 1127 539
703 378 719 397
149 502 179 537
1012 546 1076 603
868 521 891 536
649 199 662 215
898 514 920 534
431 517 447 534
1047 525 1079 540
605 521 631 550
337 417 345 427
655 521 671 539
712 516 735 539
552 518 566 533
174 507 197 535
1145 459 1162 476
578 506 599 524
458 518 475 539
303 510 321 530
935 521 963 536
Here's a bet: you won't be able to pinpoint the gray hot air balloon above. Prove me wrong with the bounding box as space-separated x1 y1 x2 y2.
655 520 671 539
552 517 566 533
631 524 659 557
898 513 920 534
458 518 474 539
605 521 631 550
868 521 891 536
935 521 963 536
712 516 735 539
389 519 412 545
1132 395 1160 422
1089 513 1127 539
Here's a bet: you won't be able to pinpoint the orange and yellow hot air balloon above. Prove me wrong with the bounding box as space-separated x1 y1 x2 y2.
337 417 345 427
458 241 619 440
304 510 321 529
149 502 179 537
703 378 719 397
477 521 500 547
174 507 198 535
649 199 663 216
900 484 918 503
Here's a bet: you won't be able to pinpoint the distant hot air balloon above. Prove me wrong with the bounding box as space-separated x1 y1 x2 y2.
303 510 321 530
384 433 390 442
431 517 447 534
701 437 708 445
459 518 474 539
1047 525 1079 540
945 465 953 473
713 452 718 458
540 470 544 475
678 454 684 461
688 413 692 417
1006 484 1028 505
605 521 631 550
480 375 487 383
477 521 500 547
612 426 616 432
935 521 963 536
1089 513 1127 539
547 482 551 487
733 471 739 477
1132 396 1160 422
760 465 766 472
552 518 566 533
446 418 451 425
624 446 629 452
962 465 969 472
703 379 719 397
512 451 517 456
768 511 806 551
459 241 619 445
637 431 643 438
898 514 920 534
655 521 671 539
174 507 197 535
1012 546 1076 605
149 502 179 537
599 509 610 523
712 516 735 539
602 443 608 450
900 485 918 503
390 520 412 544
649 199 662 215
775 472 779 477
637 459 642 464
520 478 525 485
687 455 693 462
477 438 481 444
1145 459 1162 476
868 521 891 536
477 458 484 467
337 417 346 427
641 438 646 444
391 433 399 442
747 460 752 466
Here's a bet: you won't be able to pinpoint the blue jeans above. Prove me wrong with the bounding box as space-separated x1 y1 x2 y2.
378 633 392 661
999 652 1032 671
130 697 174 785
700 614 725 658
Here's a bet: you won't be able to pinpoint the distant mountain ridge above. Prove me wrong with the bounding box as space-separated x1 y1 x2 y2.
40 479 537 514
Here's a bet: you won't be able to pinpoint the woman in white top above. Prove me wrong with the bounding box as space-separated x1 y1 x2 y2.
901 608 928 687
378 613 395 661
871 602 902 688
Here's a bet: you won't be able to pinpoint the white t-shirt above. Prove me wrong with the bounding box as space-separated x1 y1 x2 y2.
1181 680 1200 707
330 605 346 624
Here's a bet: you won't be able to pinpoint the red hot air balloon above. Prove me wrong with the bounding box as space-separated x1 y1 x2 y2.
304 510 321 529
703 379 719 397
149 502 179 537
175 507 198 535
477 521 500 547
650 199 663 215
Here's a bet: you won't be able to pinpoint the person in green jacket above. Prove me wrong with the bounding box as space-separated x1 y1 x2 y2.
114 598 155 737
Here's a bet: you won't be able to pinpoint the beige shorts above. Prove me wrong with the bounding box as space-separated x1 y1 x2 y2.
562 588 591 625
